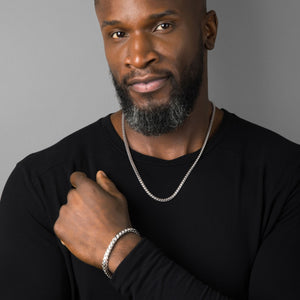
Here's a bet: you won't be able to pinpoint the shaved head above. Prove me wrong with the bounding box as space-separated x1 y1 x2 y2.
94 0 206 10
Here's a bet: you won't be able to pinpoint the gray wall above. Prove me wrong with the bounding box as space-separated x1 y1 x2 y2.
1 0 300 194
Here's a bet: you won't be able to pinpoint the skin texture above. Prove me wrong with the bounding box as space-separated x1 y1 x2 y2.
54 0 219 274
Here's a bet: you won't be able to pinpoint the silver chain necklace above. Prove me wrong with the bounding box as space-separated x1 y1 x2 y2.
122 102 216 202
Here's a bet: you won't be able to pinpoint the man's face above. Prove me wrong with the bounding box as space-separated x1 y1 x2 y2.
96 0 206 136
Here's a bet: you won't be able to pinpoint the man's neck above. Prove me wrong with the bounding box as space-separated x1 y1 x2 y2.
110 98 224 161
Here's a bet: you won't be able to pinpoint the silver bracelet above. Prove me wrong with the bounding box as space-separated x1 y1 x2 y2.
102 228 140 279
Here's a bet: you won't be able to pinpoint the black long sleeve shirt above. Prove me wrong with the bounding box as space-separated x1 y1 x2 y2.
1 109 299 299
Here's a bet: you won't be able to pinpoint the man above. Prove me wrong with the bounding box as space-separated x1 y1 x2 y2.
0 0 299 299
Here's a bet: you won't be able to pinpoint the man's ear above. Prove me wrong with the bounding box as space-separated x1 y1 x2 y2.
204 10 218 50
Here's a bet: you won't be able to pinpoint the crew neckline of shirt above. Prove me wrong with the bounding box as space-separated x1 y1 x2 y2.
100 109 231 166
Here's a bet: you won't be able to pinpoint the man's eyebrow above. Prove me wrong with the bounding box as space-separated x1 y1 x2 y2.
101 10 179 29
101 20 121 29
149 10 179 20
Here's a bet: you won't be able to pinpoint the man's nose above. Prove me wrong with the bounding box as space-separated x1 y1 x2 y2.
124 33 159 69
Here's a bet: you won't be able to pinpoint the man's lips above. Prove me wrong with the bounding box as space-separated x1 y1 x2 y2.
127 76 169 94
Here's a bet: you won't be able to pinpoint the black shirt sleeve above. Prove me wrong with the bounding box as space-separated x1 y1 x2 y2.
112 238 231 299
0 164 71 300
248 166 300 299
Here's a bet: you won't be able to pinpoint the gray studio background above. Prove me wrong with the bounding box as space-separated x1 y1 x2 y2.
1 0 300 194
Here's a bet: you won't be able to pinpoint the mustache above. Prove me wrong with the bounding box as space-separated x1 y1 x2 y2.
121 69 174 86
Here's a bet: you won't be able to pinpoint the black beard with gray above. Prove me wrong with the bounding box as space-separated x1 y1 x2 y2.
111 48 204 136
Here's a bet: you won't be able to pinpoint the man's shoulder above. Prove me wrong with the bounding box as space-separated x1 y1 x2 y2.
224 109 299 151
222 109 300 171
18 114 112 178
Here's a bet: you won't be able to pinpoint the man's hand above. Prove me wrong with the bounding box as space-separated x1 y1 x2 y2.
54 171 141 273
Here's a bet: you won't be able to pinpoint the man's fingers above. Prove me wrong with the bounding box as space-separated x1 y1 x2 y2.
70 172 88 188
96 171 112 189
96 171 123 199
69 170 125 202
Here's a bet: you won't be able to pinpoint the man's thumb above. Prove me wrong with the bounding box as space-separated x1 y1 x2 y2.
96 171 120 196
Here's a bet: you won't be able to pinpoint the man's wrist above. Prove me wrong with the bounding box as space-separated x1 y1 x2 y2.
108 233 142 274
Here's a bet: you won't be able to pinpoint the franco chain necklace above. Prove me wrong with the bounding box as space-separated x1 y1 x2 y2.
122 102 216 202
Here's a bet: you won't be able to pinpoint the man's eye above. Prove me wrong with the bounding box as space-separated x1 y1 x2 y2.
111 31 126 39
155 23 172 32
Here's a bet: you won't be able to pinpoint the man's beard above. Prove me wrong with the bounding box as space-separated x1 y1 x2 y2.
111 47 204 136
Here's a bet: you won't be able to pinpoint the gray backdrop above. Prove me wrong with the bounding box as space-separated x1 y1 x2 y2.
1 0 300 194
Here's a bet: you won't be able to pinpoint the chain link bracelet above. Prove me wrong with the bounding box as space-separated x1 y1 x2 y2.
102 228 140 279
